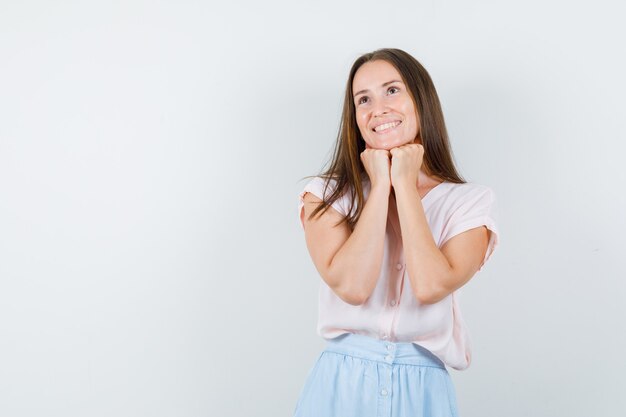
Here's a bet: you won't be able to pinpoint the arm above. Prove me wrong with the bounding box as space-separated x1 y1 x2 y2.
300 183 390 305
393 182 490 304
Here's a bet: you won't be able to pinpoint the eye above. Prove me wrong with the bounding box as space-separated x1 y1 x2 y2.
387 86 400 95
357 96 369 105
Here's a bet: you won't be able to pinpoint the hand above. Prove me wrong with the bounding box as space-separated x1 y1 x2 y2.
360 143 391 190
389 143 424 189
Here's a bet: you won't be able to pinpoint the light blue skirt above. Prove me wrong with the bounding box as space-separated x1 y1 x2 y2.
292 333 460 417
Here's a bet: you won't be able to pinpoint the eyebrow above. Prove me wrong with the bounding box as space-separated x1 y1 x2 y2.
353 80 404 98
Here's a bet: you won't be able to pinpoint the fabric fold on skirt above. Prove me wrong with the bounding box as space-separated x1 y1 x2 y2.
292 333 460 417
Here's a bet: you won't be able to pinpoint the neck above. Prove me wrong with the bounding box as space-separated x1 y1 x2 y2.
418 168 431 187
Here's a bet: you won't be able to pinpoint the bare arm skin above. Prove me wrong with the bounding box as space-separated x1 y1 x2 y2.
393 182 490 304
390 143 490 304
300 183 390 306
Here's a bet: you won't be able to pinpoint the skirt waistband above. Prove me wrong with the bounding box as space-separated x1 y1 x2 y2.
324 333 446 369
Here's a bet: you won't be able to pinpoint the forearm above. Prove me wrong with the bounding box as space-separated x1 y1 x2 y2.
394 182 453 304
328 184 390 305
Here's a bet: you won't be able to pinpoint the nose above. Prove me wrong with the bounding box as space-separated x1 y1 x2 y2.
372 99 389 117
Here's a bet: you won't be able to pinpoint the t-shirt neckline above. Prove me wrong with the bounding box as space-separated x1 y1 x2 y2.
421 181 450 204
363 178 451 205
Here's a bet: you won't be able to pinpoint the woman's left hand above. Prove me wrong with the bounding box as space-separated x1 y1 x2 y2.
390 143 424 189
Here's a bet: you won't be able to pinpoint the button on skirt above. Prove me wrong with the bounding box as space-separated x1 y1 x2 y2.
292 333 460 417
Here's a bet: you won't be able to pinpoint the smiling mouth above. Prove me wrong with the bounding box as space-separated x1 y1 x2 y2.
373 121 402 133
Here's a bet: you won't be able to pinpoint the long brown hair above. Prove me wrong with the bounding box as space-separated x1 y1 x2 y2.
303 48 466 229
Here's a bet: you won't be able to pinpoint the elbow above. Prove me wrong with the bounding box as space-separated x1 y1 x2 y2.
414 290 434 305
413 285 446 305
325 269 371 306
330 281 370 306
412 268 456 304
336 285 370 306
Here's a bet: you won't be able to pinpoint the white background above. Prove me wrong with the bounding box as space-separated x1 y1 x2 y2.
1 1 625 416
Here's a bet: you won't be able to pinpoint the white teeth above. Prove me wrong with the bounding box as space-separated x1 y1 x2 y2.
374 121 401 132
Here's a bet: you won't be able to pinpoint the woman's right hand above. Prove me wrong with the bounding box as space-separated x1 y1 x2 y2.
360 145 392 190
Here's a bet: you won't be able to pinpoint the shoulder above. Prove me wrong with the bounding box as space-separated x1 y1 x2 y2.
436 182 500 267
300 175 345 197
428 182 497 220
448 181 493 194
299 175 357 218
444 182 496 203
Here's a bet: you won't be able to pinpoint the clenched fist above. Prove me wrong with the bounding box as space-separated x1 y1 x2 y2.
389 143 423 189
360 144 391 190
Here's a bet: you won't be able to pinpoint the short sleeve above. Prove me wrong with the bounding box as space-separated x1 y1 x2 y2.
440 186 500 271
298 177 347 230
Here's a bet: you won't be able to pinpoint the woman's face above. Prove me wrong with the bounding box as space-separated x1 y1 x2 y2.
352 60 420 150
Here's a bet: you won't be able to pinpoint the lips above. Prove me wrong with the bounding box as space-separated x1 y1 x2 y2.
372 120 402 133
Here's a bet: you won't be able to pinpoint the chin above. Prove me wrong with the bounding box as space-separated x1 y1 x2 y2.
368 138 411 150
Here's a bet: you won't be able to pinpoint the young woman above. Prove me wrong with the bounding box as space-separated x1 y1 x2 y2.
294 48 500 417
